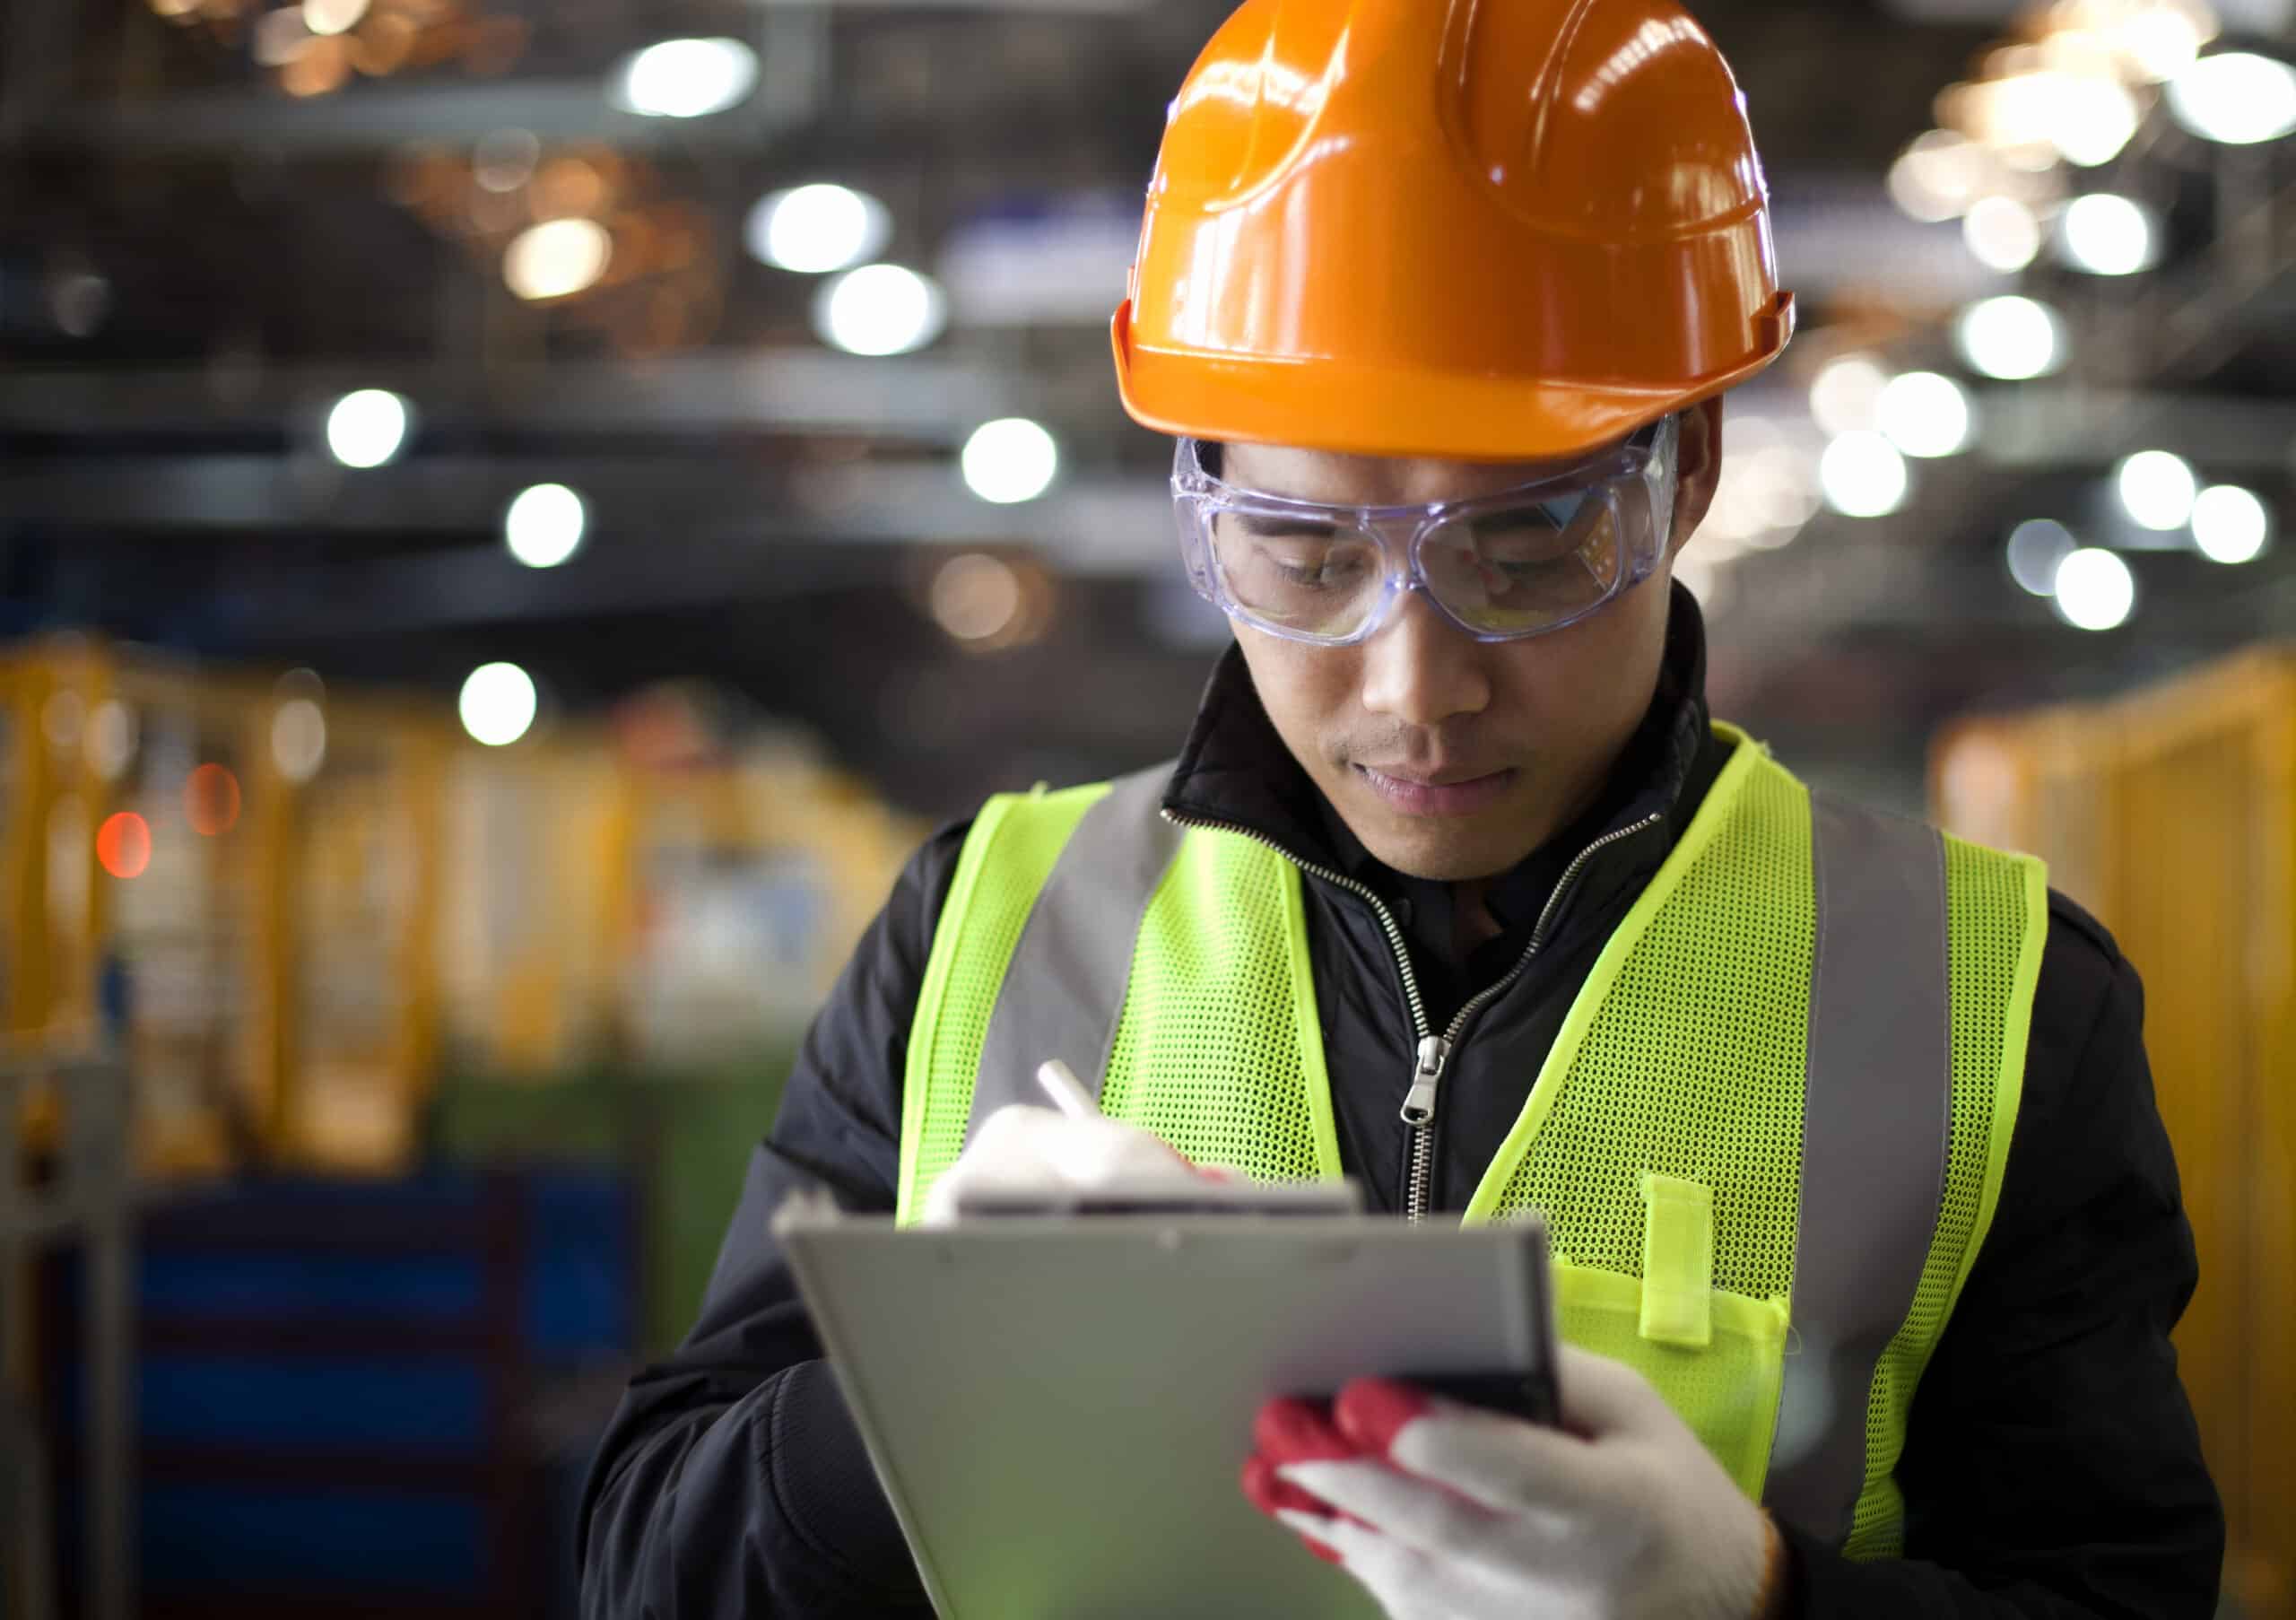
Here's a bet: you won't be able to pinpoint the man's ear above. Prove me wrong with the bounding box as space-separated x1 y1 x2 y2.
1667 396 1724 556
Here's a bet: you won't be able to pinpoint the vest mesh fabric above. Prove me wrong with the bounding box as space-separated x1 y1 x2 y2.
1841 832 2035 1557
899 784 1107 1223
1100 829 1333 1182
1483 755 1812 1300
1476 753 1811 1492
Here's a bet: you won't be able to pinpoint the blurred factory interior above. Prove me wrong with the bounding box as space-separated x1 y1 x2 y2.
0 0 2292 1612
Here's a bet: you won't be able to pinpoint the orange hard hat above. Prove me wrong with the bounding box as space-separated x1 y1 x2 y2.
1111 0 1796 462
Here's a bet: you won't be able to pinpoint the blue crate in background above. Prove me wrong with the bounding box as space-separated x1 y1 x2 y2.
42 1167 639 1618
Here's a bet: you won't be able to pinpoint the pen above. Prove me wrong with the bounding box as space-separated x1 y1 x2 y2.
1035 1058 1100 1120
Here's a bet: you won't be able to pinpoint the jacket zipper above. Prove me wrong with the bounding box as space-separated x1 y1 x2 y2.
1161 804 1665 1224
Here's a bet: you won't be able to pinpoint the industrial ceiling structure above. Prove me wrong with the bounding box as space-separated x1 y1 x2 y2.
2 0 2291 816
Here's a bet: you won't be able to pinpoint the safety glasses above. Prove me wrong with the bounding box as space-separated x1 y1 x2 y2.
1170 414 1678 647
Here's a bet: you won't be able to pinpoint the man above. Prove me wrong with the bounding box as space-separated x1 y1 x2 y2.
580 0 2223 1614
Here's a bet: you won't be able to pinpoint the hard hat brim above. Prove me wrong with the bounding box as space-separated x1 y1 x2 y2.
1111 292 1795 465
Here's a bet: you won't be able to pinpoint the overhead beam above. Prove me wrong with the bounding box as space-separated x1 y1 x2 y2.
0 455 1171 570
0 351 1108 441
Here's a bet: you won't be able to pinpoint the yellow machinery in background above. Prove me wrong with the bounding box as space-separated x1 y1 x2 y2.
4 638 919 1175
436 684 921 1079
1934 647 2296 1617
1 639 453 1178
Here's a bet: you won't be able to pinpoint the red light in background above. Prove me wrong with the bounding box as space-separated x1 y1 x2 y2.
96 813 151 880
186 763 242 837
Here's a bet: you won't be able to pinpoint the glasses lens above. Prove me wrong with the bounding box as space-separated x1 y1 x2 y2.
1419 492 1624 635
1209 508 1387 639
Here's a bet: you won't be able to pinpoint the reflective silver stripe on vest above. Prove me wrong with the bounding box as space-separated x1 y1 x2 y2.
1764 794 1952 1545
965 764 1184 1139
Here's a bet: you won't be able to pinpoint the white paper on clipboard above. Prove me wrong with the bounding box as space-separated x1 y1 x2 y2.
775 1189 1559 1620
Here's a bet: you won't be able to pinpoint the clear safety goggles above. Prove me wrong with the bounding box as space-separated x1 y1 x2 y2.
1170 414 1679 647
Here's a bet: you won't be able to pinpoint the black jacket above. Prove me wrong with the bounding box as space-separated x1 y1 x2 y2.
580 588 2223 1618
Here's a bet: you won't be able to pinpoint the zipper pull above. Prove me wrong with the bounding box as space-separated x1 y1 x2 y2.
1399 1035 1451 1127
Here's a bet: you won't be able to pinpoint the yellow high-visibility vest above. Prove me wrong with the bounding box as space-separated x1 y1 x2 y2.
896 726 2047 1556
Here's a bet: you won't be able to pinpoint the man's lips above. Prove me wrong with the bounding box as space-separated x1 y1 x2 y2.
1352 764 1517 817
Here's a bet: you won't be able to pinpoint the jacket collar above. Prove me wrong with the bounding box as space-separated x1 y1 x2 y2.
1161 582 1719 956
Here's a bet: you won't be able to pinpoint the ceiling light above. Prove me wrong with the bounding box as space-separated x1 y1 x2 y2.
747 184 891 274
2006 518 2076 595
1819 432 1910 518
813 264 947 357
459 663 537 747
503 218 612 301
326 388 411 468
2167 52 2296 144
504 483 587 568
1809 353 1889 438
1876 371 1974 458
961 419 1059 505
2190 484 2269 563
2052 547 2135 631
2058 194 2158 275
1962 195 2041 272
612 38 759 119
2116 450 2197 530
1955 295 2064 380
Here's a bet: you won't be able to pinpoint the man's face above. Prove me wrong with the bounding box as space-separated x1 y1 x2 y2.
1224 399 1723 883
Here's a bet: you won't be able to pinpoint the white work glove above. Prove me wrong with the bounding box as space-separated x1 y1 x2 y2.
919 1102 1217 1226
1242 1343 1787 1620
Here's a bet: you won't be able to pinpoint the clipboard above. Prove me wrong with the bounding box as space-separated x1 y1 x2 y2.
775 1189 1560 1619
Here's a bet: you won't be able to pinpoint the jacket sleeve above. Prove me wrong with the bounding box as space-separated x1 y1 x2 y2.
576 823 971 1619
1783 896 2224 1617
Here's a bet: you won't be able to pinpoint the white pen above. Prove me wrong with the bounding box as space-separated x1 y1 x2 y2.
1035 1058 1100 1120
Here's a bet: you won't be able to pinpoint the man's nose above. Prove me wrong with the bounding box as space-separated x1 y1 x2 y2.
1358 588 1492 731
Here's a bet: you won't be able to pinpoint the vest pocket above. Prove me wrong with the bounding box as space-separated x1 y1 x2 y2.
1551 1263 1788 1499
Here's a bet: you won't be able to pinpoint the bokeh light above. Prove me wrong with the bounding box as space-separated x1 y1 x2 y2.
326 389 411 468
460 662 538 747
96 812 152 881
2059 194 2158 276
1956 296 2064 381
2052 547 2135 631
272 698 328 783
931 554 1023 642
186 763 242 837
2190 484 2269 564
2166 52 2296 145
1963 196 2041 273
2116 450 2197 531
2006 518 2077 596
1819 431 1910 518
1809 354 1889 438
612 39 759 119
747 184 891 274
960 419 1059 505
1876 371 1974 458
813 265 948 356
505 483 588 567
302 0 369 36
504 219 613 301
86 700 137 781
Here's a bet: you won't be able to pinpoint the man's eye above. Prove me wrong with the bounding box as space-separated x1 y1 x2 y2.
1268 547 1367 586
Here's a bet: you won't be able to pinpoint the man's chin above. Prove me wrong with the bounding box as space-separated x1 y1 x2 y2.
1344 801 1530 884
